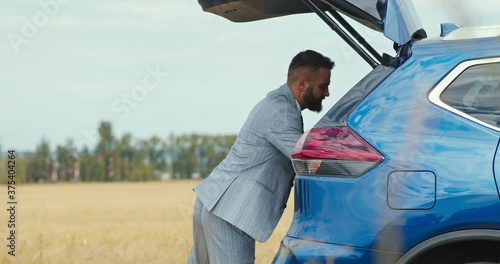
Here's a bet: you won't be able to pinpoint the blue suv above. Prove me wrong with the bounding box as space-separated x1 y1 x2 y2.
198 0 500 263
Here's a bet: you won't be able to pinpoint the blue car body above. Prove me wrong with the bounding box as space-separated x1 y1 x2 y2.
198 0 500 262
275 35 500 264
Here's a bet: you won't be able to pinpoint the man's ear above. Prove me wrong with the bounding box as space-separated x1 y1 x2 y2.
297 76 308 91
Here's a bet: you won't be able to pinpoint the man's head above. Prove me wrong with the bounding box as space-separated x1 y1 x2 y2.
287 50 334 112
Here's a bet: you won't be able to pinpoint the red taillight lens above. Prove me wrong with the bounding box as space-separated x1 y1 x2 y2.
292 127 384 177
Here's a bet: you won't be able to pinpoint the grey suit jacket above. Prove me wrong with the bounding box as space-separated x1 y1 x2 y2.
194 84 303 242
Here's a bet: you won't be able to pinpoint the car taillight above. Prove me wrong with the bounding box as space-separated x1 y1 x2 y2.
292 127 384 177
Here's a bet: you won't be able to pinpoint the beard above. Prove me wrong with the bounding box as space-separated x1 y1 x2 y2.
303 85 324 113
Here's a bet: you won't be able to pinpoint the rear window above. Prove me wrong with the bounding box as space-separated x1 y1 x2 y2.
440 62 500 129
315 65 394 128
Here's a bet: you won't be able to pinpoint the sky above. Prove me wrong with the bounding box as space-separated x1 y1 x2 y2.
1 0 499 152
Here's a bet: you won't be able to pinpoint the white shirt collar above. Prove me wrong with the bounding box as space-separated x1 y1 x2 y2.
295 100 302 113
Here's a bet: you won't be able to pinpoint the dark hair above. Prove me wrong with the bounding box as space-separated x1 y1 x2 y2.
287 50 334 81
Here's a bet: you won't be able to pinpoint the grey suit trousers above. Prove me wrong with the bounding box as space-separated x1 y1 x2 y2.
187 198 256 264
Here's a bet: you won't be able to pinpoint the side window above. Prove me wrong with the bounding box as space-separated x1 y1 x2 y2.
440 62 500 128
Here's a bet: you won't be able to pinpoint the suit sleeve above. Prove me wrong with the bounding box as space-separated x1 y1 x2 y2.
265 103 303 159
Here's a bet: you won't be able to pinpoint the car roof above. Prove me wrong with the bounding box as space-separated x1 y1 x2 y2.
411 27 500 57
442 25 500 41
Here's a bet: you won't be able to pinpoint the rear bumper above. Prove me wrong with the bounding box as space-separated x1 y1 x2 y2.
272 236 402 264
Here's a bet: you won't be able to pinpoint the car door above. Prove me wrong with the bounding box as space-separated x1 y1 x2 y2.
430 57 500 197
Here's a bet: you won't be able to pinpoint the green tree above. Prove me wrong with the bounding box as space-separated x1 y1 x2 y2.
140 136 167 177
0 152 27 184
96 121 115 181
130 162 154 181
56 139 77 182
200 134 236 177
115 133 135 181
79 146 94 182
171 134 203 178
26 139 52 182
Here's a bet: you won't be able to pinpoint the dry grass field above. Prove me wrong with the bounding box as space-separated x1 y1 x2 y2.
0 180 294 264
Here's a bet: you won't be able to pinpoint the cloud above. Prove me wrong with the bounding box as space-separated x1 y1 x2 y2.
98 3 166 18
39 1 215 33
49 16 173 31
97 1 207 22
0 1 211 35
0 15 30 33
415 0 500 27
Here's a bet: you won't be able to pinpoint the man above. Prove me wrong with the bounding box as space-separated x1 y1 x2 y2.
188 50 334 263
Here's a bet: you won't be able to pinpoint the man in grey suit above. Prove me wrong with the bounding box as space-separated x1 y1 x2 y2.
188 50 334 263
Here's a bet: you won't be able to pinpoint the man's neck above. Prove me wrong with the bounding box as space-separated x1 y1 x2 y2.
288 83 306 110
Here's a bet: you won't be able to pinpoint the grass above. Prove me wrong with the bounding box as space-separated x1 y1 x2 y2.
0 180 294 263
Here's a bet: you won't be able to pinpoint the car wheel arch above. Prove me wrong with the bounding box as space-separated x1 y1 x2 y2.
395 229 500 264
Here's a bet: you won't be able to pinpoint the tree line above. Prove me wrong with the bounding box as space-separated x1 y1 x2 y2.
0 121 236 184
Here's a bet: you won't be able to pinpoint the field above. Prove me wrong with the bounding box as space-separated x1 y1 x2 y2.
0 180 294 264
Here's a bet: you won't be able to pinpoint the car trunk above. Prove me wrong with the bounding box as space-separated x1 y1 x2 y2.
198 0 426 45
